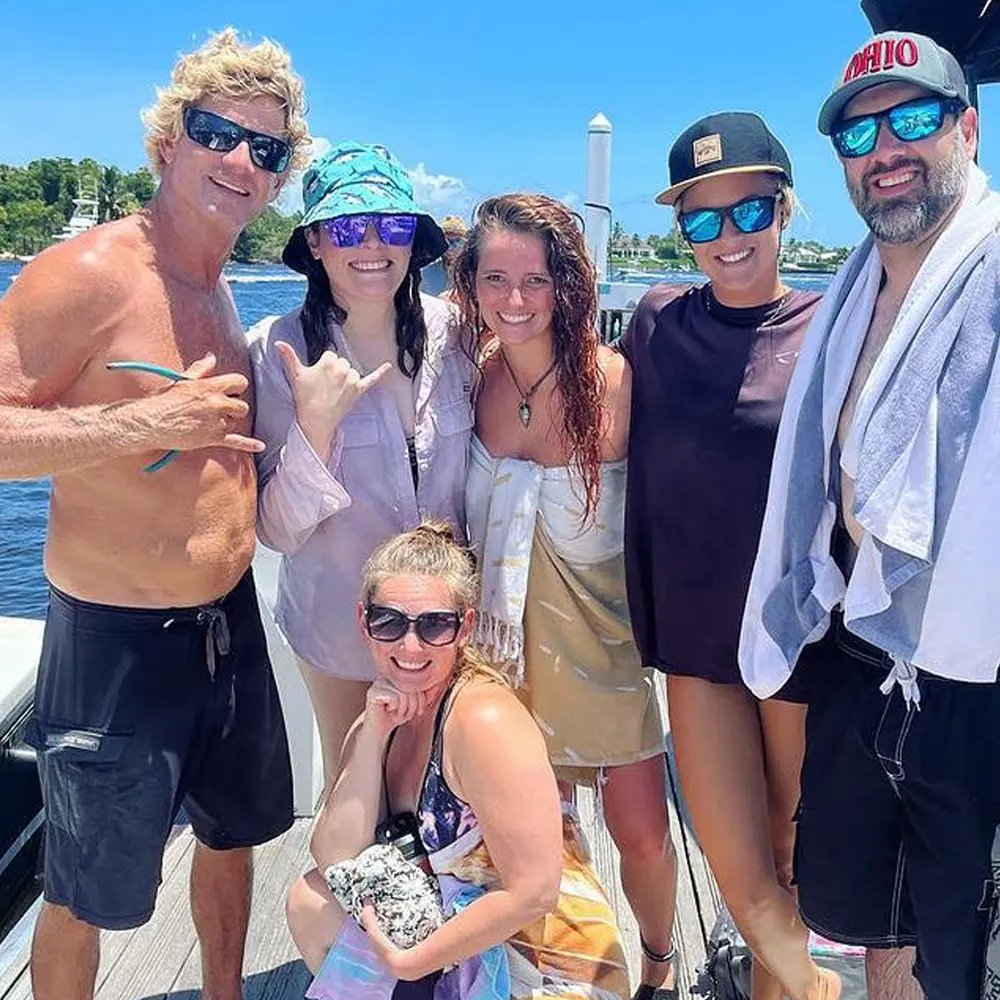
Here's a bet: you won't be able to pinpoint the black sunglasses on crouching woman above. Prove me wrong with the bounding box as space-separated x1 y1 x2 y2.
183 106 292 173
364 605 463 646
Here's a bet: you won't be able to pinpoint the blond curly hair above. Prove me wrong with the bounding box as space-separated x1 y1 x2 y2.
142 27 311 176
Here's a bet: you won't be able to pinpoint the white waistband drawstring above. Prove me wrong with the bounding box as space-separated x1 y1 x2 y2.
879 656 922 709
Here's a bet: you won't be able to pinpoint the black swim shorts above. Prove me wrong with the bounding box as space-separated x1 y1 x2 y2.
25 569 293 930
794 615 1000 1000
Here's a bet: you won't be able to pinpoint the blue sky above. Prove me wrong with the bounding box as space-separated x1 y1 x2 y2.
2 0 997 247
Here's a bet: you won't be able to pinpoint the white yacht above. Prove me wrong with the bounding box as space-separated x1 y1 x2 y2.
52 180 100 243
9 180 101 267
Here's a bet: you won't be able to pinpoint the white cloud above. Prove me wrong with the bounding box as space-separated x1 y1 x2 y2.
274 183 303 216
274 136 331 215
305 136 332 165
560 191 581 209
406 162 473 219
275 145 472 222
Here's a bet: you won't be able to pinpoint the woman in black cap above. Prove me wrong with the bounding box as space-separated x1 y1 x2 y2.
620 113 840 1000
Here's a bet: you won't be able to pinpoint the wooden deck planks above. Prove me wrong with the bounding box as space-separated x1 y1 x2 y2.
3 806 718 1000
187 817 313 1000
94 829 199 1000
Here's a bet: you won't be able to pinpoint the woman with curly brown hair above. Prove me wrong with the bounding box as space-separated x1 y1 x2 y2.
453 193 679 1000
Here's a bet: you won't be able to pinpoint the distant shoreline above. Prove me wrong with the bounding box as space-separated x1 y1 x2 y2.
0 248 289 266
612 262 839 277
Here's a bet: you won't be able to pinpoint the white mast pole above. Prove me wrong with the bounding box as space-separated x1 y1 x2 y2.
585 112 612 281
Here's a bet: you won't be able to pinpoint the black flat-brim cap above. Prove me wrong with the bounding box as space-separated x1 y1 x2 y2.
655 111 793 206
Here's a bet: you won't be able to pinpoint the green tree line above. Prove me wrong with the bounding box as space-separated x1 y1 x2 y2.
607 220 852 272
0 158 157 255
608 220 692 266
0 157 299 262
232 206 301 263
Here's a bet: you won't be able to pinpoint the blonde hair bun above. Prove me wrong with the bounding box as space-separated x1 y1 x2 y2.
413 520 459 544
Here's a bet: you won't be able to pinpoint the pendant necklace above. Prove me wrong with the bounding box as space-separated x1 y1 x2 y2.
499 349 556 429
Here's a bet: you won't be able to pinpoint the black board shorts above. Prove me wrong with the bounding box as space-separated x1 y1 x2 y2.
25 569 293 930
794 614 1000 1000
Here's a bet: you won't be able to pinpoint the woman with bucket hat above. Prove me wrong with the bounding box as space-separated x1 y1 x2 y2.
620 114 840 1000
251 141 475 785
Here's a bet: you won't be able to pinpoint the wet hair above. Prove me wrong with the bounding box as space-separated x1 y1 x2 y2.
142 27 311 176
451 193 606 523
298 236 428 372
362 521 505 684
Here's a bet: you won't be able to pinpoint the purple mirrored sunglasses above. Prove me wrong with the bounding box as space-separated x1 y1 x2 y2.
320 213 418 248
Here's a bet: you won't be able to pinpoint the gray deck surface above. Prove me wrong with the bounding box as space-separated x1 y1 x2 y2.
2 682 720 999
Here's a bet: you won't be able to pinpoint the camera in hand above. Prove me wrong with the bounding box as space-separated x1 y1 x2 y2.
375 811 430 871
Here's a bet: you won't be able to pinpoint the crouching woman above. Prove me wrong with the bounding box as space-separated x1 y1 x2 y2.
286 521 629 999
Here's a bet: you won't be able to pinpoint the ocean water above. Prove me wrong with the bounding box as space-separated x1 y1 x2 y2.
0 257 831 619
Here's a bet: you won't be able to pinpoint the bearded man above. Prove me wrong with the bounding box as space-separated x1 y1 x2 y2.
741 32 1000 1000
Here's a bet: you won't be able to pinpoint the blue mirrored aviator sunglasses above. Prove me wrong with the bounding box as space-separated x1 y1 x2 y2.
831 96 966 159
678 194 779 244
321 213 419 248
184 107 292 173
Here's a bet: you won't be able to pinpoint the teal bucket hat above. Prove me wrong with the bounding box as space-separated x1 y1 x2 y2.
283 141 448 274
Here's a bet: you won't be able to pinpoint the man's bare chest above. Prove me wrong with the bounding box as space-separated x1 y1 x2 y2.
838 295 901 448
112 282 249 378
69 278 250 408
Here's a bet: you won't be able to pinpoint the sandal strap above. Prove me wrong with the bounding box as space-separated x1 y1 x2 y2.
639 937 676 965
632 985 680 1000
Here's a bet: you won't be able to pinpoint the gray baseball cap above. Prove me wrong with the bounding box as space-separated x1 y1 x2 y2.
818 32 969 135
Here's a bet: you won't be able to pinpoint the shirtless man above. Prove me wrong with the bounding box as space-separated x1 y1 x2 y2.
0 30 309 1000
741 33 1000 1000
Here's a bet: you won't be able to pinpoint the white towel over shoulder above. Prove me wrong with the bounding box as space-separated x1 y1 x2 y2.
740 164 1000 697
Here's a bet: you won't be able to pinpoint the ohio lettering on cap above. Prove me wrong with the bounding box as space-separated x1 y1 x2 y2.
817 31 969 135
842 35 921 83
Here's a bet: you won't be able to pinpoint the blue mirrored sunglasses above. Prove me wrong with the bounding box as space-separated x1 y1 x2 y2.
832 96 966 159
320 213 418 248
678 194 779 244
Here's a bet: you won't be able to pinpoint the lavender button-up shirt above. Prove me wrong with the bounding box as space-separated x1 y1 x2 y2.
250 295 474 680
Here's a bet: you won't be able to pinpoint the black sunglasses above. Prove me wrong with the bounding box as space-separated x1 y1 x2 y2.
678 194 780 244
183 107 292 174
831 96 966 159
364 604 463 646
